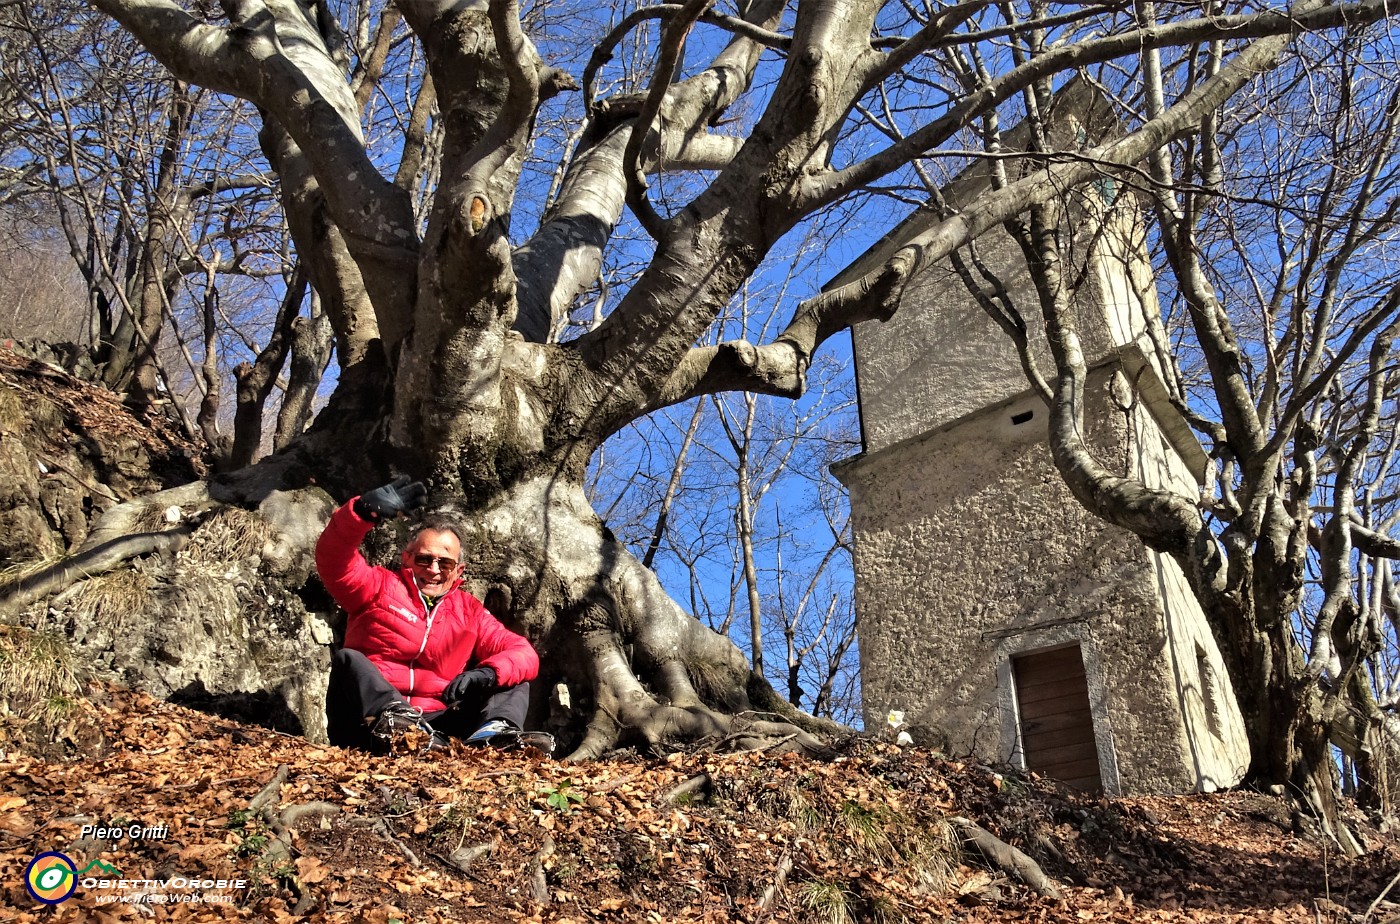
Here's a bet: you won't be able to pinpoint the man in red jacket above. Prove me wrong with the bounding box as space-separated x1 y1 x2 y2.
317 477 540 753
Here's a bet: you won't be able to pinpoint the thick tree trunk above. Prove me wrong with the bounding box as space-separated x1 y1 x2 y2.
274 306 333 452
1205 564 1361 853
229 269 308 469
1290 712 1364 856
0 365 841 756
445 475 833 759
41 473 839 756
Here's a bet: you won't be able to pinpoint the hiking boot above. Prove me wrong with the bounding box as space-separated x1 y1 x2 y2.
421 725 450 752
516 730 556 757
370 701 425 741
464 721 555 756
465 718 517 745
370 702 447 753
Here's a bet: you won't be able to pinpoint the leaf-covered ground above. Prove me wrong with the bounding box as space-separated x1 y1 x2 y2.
2 687 1397 923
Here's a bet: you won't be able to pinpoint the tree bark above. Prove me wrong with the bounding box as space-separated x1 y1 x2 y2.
440 474 832 759
274 301 333 452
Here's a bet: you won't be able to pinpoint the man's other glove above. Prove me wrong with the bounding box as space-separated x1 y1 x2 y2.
354 476 427 522
442 667 498 705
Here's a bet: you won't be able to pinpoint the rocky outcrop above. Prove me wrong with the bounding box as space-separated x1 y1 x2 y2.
0 346 205 564
50 506 338 741
0 344 339 743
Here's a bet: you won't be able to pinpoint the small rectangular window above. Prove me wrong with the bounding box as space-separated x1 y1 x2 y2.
1011 410 1034 425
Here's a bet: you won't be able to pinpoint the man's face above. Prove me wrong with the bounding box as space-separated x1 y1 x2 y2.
403 529 462 598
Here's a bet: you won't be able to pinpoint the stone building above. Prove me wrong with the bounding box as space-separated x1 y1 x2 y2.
831 94 1250 794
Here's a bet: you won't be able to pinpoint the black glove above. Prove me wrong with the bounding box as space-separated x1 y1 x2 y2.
353 476 427 522
442 667 497 705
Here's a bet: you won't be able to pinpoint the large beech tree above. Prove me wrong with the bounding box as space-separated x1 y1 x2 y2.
17 0 1396 768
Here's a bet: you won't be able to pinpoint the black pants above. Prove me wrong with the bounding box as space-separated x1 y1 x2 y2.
326 648 531 751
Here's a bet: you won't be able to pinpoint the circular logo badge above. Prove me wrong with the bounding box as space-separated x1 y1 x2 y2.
25 851 78 904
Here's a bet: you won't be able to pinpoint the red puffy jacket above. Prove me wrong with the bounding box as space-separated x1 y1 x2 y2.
315 500 539 712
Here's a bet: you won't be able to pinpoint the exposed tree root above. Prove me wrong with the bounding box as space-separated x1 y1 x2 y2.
373 817 421 867
80 481 217 550
950 816 1062 899
244 763 342 910
1289 780 1366 859
249 764 290 814
13 462 847 760
0 523 196 617
2 466 335 619
661 773 713 804
0 478 224 617
757 849 795 912
437 842 494 875
281 803 342 827
568 683 827 760
1366 867 1400 919
527 833 555 904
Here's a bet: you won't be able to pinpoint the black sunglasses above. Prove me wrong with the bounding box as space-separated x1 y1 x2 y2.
413 554 460 571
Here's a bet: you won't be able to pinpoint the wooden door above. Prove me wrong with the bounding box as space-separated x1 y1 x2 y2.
1012 645 1102 792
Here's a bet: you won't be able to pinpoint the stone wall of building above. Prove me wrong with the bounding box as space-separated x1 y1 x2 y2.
835 80 1248 795
852 214 1145 455
1124 377 1251 789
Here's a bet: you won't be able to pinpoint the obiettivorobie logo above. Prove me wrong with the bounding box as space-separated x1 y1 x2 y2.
23 851 246 907
24 853 120 904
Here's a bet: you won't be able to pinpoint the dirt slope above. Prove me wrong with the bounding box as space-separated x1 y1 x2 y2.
2 688 1397 923
0 345 205 564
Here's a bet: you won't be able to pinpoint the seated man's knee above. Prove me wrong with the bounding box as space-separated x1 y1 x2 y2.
332 647 371 670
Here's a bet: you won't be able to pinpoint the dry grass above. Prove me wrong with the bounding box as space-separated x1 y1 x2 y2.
0 624 81 725
906 817 959 894
0 624 105 758
181 506 266 565
798 879 857 924
0 554 63 589
753 776 824 829
68 568 153 628
836 798 958 893
129 500 178 534
0 384 28 429
786 800 955 924
748 769 959 906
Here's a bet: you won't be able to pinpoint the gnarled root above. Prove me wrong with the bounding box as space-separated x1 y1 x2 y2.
950 817 1062 898
562 556 828 760
0 522 197 617
243 763 341 914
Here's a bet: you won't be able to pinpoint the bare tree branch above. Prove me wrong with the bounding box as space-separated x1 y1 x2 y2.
806 0 1394 210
